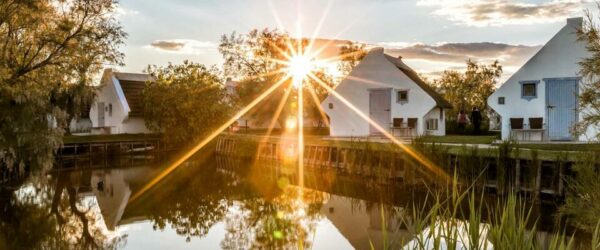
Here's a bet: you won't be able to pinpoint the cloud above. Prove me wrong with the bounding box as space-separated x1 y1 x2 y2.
115 6 140 17
147 39 216 54
380 42 542 80
416 0 589 26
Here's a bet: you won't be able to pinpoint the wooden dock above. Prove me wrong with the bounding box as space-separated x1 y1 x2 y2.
215 137 573 197
57 139 163 159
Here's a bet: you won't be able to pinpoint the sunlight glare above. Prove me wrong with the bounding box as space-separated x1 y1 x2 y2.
288 55 313 88
286 116 298 130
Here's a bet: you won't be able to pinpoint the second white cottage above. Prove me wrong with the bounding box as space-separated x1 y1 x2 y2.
321 47 452 137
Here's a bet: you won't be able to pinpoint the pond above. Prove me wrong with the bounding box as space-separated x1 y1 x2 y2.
0 151 582 249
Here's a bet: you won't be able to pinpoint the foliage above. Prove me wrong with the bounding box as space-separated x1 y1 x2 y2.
433 60 502 119
218 28 334 128
575 11 600 140
0 0 125 171
0 173 125 249
143 61 232 146
337 41 367 77
560 152 600 232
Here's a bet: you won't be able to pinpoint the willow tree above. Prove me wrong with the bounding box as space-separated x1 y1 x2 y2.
219 28 333 129
0 0 126 171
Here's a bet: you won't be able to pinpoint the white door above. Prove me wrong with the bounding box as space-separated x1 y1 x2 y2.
546 78 578 141
369 89 391 135
98 102 105 127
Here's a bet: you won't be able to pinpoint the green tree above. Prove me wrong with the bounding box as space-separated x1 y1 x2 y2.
575 12 600 140
337 41 367 77
219 28 333 129
433 60 502 119
0 0 125 171
143 61 232 146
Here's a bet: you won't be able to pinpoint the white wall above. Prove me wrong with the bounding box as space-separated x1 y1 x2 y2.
90 70 150 134
121 118 150 134
423 108 447 136
322 48 438 137
488 18 594 141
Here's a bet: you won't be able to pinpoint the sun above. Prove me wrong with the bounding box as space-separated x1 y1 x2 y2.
287 55 314 88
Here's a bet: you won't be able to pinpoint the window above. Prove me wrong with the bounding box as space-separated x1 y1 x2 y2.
328 103 333 109
498 97 505 105
426 119 438 130
108 104 113 117
520 80 539 100
397 90 408 103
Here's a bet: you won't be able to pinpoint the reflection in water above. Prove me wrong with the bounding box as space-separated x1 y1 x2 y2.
0 153 570 249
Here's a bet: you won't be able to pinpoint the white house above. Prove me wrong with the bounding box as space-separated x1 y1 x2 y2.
488 17 599 142
321 47 452 137
89 69 153 134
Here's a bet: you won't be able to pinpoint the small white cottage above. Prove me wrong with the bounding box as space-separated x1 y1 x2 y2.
488 17 599 142
321 48 452 137
89 69 153 134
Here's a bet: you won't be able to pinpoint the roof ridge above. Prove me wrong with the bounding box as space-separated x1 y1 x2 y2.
383 54 452 109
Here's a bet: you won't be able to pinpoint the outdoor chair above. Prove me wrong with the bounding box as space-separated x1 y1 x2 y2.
510 118 524 130
527 117 546 141
390 118 411 137
510 117 545 141
407 118 418 137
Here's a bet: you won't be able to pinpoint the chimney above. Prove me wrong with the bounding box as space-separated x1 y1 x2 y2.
370 47 385 54
567 17 583 29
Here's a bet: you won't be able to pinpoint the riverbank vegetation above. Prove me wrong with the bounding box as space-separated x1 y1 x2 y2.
0 0 125 171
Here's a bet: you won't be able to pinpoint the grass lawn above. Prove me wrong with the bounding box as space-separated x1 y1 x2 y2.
417 135 499 145
514 143 600 152
63 133 160 144
234 127 330 136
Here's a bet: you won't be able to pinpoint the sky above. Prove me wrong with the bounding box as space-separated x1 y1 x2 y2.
114 0 597 80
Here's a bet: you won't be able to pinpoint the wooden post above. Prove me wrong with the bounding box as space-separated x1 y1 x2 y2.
558 162 565 196
535 161 542 198
515 159 521 193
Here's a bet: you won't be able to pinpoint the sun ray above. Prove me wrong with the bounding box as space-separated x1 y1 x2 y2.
297 70 304 188
315 49 369 64
343 75 393 87
267 0 286 31
241 68 287 82
304 17 362 60
308 73 451 181
306 85 330 127
304 0 335 57
255 83 294 159
129 75 291 202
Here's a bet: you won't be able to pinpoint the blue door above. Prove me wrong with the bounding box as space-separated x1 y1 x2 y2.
546 78 578 141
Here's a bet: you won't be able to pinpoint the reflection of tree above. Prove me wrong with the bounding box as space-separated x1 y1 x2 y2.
221 186 328 250
130 163 232 242
0 173 124 249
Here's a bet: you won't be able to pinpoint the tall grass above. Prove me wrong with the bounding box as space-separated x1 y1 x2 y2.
560 152 600 232
372 178 600 250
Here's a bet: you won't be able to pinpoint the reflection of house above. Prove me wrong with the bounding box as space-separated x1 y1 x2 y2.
88 167 158 230
91 169 131 230
89 69 153 134
321 48 452 137
488 17 599 141
321 196 413 249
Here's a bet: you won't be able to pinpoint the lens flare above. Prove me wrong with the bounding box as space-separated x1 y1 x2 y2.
288 55 313 88
286 116 298 130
